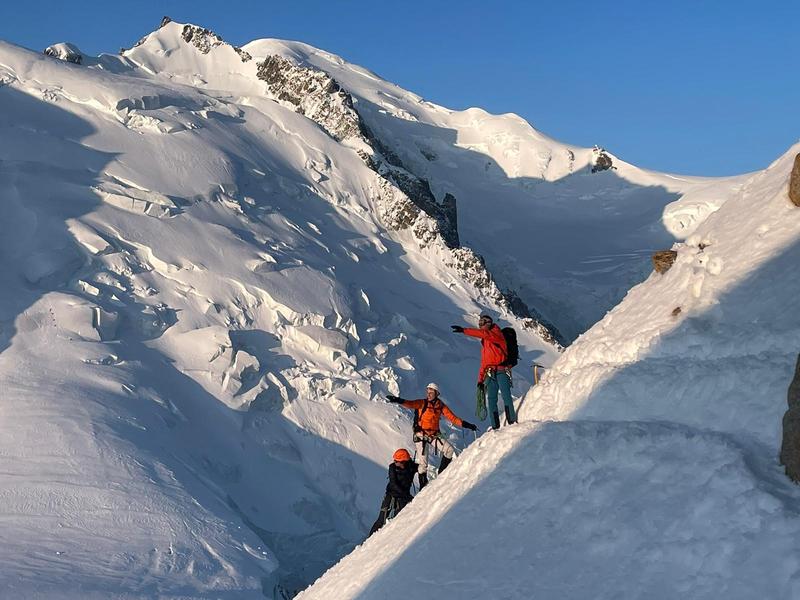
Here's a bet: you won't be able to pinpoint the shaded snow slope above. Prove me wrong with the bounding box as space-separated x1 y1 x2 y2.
299 146 800 598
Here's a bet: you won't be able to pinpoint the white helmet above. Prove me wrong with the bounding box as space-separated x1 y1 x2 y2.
426 382 440 393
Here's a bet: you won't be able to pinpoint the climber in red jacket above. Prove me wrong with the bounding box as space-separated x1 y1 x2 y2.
452 314 516 429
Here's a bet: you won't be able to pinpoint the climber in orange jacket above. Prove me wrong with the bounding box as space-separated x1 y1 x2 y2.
452 314 516 429
387 382 476 489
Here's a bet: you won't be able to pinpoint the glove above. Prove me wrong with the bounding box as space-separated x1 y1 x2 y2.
462 421 478 431
451 325 464 333
386 395 404 403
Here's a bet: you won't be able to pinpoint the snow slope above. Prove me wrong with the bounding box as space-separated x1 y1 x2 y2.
299 145 800 598
120 20 748 341
0 18 772 597
241 38 748 340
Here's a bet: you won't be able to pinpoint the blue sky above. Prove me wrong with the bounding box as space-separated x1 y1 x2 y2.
1 1 798 176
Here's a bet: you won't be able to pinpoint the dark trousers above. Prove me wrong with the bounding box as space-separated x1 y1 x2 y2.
368 494 410 536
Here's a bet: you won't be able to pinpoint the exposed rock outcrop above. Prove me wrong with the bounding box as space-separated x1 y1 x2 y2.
443 248 562 347
652 250 678 274
591 146 614 173
789 153 800 207
43 43 83 65
257 55 366 142
780 354 800 481
256 54 458 248
127 20 252 62
180 24 251 61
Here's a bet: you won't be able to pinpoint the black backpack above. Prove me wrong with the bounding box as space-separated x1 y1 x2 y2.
501 327 519 367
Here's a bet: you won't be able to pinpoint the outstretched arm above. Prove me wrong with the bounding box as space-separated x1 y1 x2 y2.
389 398 424 411
461 327 489 340
441 403 464 428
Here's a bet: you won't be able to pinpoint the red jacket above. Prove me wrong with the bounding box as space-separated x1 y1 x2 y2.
400 398 463 433
463 324 508 382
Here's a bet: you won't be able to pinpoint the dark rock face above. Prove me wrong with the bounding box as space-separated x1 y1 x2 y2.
181 24 223 54
789 153 800 207
780 354 800 482
43 44 83 65
257 56 366 142
235 47 253 63
180 24 251 62
652 250 678 274
591 146 614 173
443 249 564 347
256 53 565 347
420 148 437 161
159 16 172 28
256 55 459 247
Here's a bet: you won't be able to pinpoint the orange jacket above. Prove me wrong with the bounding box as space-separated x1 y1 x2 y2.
401 398 463 433
463 325 508 382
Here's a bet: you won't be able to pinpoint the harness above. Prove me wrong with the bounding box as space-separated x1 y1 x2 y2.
484 365 513 382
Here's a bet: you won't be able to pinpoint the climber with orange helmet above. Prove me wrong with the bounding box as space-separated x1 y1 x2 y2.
387 382 477 489
368 448 419 536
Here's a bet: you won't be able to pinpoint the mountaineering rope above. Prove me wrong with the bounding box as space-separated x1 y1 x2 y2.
475 383 487 420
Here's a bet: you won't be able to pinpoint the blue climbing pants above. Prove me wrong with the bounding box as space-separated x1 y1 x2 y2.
485 369 515 425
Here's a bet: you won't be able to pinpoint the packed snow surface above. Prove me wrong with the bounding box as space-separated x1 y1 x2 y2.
0 18 787 598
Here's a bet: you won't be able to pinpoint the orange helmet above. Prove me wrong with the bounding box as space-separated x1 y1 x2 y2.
393 448 411 462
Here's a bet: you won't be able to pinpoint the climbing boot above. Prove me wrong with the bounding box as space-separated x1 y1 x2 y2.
418 472 428 490
491 411 501 430
438 455 452 474
505 405 517 426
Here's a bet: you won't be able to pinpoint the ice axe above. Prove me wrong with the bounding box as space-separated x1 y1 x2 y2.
532 362 546 385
